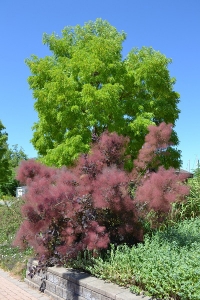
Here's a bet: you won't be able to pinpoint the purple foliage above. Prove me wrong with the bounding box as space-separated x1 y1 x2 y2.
13 125 189 264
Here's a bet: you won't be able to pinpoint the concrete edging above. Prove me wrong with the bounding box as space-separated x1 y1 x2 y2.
25 259 150 300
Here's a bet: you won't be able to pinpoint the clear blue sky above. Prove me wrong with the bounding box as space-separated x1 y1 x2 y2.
1 0 199 171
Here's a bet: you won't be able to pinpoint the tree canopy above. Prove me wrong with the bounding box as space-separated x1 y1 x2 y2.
0 120 10 184
0 145 28 196
0 122 28 196
26 19 181 167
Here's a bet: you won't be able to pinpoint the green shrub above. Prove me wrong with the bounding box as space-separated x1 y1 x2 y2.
182 175 200 218
168 175 200 224
86 218 200 299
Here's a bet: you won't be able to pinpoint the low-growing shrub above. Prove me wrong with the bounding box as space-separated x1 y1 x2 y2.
86 217 200 299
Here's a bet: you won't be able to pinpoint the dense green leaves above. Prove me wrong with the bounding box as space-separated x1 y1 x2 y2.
0 120 28 196
87 218 200 299
5 144 28 169
0 145 28 196
0 120 10 184
26 19 181 167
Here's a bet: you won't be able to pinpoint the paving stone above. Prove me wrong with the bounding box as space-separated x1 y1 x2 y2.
0 268 51 300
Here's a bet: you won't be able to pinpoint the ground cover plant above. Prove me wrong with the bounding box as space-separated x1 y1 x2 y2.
85 217 200 300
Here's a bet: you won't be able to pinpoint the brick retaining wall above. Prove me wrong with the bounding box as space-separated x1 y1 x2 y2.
25 259 150 300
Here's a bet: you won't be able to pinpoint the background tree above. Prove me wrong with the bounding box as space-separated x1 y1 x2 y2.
26 19 181 167
0 145 28 196
0 120 11 187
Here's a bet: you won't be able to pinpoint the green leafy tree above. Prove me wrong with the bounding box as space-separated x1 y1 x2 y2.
0 145 28 196
0 120 10 186
26 19 181 167
6 144 28 169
